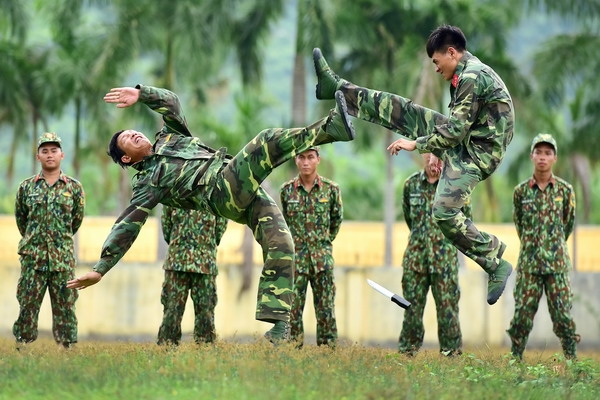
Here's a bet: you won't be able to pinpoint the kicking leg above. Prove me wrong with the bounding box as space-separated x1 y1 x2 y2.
313 47 447 139
433 153 511 305
209 95 353 219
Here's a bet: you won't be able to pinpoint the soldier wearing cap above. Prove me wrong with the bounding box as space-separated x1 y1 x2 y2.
280 146 342 347
13 132 85 349
507 133 579 360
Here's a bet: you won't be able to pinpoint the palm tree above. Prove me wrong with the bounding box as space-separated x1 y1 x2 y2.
0 0 29 185
41 0 126 179
519 0 600 222
289 0 334 126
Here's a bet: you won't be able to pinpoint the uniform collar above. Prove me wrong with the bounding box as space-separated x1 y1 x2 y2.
418 169 438 184
34 171 68 183
528 174 556 189
451 51 475 88
294 175 322 190
455 51 475 75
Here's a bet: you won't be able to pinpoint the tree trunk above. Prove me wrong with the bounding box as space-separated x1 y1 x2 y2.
74 97 81 177
384 130 395 266
291 52 307 126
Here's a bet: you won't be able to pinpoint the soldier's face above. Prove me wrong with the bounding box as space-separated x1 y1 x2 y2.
431 47 459 81
531 144 557 173
295 150 320 177
117 129 153 164
37 144 64 169
422 153 442 178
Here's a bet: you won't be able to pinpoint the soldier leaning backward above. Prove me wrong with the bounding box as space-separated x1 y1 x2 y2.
313 24 515 306
66 84 355 342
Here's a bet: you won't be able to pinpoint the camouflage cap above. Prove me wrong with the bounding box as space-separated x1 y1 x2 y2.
304 146 320 155
38 132 62 148
530 133 557 154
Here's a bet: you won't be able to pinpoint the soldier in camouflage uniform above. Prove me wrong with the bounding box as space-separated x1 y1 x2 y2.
280 147 342 347
157 205 228 345
507 134 579 360
399 153 470 357
313 25 514 305
14 132 86 348
67 85 355 342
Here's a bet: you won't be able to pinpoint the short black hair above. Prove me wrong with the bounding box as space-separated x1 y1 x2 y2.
426 25 467 57
107 130 130 168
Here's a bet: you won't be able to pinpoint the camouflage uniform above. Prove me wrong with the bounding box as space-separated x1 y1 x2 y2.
94 85 344 324
507 175 578 359
339 51 514 273
280 175 342 346
13 154 85 345
399 170 470 356
157 206 227 345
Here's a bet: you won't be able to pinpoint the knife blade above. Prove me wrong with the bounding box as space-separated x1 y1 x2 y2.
367 279 411 309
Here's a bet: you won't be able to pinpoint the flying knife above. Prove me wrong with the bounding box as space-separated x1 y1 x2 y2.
367 279 411 309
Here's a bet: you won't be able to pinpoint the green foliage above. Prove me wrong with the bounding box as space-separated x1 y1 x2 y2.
2 0 600 224
2 338 600 399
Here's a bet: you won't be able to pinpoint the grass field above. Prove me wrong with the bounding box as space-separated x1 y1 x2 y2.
1 337 599 400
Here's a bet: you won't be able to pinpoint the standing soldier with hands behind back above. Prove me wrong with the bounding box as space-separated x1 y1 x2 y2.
399 153 468 357
158 206 228 345
507 133 579 360
280 147 343 347
13 132 85 349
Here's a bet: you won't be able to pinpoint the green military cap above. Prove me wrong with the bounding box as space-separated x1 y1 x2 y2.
530 133 557 154
305 146 320 155
38 132 62 148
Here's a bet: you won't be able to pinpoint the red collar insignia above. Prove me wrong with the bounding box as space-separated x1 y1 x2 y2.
451 74 459 88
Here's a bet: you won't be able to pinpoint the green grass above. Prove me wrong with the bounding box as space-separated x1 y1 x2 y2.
1 338 599 400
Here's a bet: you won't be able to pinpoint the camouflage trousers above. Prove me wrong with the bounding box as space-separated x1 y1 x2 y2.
13 259 78 344
507 271 578 358
290 270 338 346
339 84 505 272
157 270 217 345
208 116 334 323
399 268 462 355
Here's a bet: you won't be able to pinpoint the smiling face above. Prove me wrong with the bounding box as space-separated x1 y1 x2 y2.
431 47 461 81
37 143 64 171
116 129 153 164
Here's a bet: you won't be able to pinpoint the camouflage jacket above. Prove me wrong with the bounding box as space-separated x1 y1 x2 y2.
415 52 514 178
513 175 576 274
15 171 85 271
161 205 228 274
402 170 471 273
94 85 230 275
280 175 342 274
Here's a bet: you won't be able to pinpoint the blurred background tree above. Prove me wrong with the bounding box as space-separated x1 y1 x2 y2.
1 0 598 226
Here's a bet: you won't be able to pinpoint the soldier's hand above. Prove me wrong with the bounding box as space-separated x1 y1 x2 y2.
387 138 417 155
67 271 103 290
103 87 140 108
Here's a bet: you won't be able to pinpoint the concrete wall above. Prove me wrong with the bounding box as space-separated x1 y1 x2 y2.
1 262 599 349
1 215 599 349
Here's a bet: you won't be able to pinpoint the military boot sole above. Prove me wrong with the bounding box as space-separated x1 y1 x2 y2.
487 260 512 305
334 90 356 141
